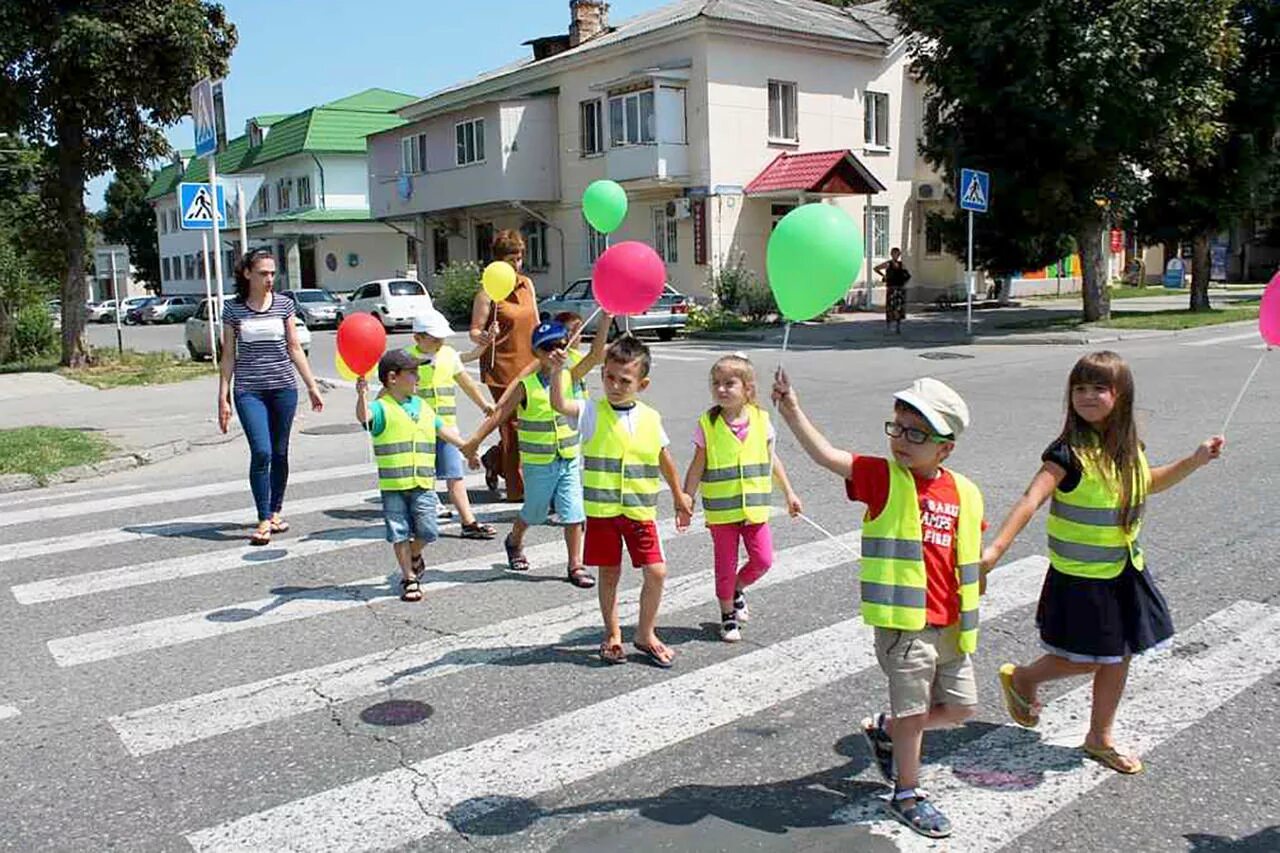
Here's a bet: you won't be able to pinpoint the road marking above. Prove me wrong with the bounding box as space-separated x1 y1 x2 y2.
1183 331 1260 348
0 704 18 721
110 531 925 756
182 556 1047 851
0 483 144 508
0 463 372 528
48 517 691 667
834 600 1280 851
650 353 709 362
11 501 513 604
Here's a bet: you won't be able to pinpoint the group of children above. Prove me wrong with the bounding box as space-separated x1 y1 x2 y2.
355 309 1224 839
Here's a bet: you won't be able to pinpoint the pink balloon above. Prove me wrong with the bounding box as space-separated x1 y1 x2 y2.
1261 270 1280 347
592 241 666 316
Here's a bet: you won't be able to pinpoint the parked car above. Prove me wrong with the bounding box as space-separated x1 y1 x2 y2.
283 288 342 329
88 300 118 323
337 279 433 330
142 295 200 324
125 297 162 325
539 279 691 341
185 298 311 361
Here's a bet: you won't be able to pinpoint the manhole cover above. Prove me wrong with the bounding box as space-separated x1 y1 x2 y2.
919 351 975 360
360 699 434 727
301 423 366 436
205 608 260 623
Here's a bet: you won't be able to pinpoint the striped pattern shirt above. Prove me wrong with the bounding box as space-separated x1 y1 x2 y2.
222 293 298 392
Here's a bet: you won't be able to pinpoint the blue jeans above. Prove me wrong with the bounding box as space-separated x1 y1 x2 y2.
234 386 298 522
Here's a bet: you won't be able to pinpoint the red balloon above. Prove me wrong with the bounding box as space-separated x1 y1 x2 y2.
1260 270 1280 347
592 241 666 316
336 313 387 376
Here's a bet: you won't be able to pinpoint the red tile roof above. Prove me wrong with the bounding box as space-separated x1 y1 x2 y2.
744 149 886 196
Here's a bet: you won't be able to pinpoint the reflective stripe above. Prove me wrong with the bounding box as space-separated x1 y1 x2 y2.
560 434 581 448
958 562 980 585
1050 499 1143 527
518 441 557 456
1048 536 1131 564
702 494 772 511
378 466 417 480
583 457 622 473
374 442 414 457
861 537 925 561
583 487 620 504
959 609 980 631
622 464 660 479
435 405 457 416
702 463 773 484
519 420 557 433
622 492 659 508
860 581 927 609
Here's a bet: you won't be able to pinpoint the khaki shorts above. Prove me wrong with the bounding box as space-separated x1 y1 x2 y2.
874 624 978 718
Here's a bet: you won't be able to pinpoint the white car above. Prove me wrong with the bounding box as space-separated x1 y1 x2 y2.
184 298 311 361
338 279 433 330
94 296 153 324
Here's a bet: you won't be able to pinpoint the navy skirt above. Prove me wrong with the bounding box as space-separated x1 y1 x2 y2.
1035 560 1174 663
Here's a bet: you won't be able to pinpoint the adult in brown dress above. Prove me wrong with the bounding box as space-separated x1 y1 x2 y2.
469 228 538 501
874 247 911 335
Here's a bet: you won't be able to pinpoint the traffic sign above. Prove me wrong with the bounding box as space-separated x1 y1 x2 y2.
178 182 226 230
190 78 217 158
959 168 990 213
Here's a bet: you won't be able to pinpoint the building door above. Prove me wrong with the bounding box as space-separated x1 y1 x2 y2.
299 241 317 288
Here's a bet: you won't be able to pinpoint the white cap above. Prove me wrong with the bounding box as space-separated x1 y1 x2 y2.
412 309 454 338
893 377 970 438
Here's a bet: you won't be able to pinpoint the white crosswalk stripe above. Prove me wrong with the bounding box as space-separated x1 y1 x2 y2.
0 482 144 508
0 704 19 721
1182 331 1260 348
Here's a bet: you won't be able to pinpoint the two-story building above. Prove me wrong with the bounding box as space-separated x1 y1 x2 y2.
147 89 419 297
368 0 970 303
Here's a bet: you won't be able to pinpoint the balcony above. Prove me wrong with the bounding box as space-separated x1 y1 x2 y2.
606 142 689 183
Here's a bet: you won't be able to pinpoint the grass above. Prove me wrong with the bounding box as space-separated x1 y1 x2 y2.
61 348 214 388
996 304 1260 333
1108 285 1182 299
0 427 114 482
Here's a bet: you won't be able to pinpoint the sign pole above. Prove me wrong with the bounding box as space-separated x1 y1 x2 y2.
202 232 217 359
208 156 226 329
236 179 248 259
109 250 123 356
966 209 974 336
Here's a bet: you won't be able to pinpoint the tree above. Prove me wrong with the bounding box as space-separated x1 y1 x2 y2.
892 0 1238 321
0 1 236 365
100 167 162 292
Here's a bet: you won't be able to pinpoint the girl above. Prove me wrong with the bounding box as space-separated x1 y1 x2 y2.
678 354 802 642
981 351 1223 774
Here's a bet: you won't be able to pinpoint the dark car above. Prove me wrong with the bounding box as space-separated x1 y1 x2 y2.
282 289 342 329
125 297 161 325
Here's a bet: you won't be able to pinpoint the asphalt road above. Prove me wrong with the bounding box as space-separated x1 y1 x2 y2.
3 327 1277 851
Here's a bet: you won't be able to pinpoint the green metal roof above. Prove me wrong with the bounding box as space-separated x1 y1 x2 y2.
266 208 373 223
145 163 182 201
321 88 417 113
252 113 289 128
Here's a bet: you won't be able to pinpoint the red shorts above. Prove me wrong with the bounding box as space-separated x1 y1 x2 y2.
584 516 665 568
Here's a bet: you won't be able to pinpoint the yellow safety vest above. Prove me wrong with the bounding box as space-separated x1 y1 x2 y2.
859 463 983 653
517 372 580 465
699 406 772 525
409 344 459 428
581 399 663 521
371 397 437 492
1046 446 1149 579
568 348 589 400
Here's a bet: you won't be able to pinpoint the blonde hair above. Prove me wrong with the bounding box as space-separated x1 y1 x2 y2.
707 352 757 423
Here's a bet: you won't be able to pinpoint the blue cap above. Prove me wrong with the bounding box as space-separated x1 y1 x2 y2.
531 321 568 351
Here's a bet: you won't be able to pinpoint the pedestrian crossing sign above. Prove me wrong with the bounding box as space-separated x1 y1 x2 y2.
959 168 990 213
178 182 226 231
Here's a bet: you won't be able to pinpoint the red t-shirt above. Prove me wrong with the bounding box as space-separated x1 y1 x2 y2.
846 455 979 627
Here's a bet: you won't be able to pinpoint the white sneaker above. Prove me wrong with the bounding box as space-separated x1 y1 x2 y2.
733 592 750 623
719 613 741 643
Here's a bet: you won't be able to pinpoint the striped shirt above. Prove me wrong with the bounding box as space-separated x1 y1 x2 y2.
222 293 298 392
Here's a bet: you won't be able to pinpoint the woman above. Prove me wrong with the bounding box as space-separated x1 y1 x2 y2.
470 229 538 502
874 247 911 335
217 248 324 545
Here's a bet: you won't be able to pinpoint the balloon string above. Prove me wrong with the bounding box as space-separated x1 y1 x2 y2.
781 322 793 356
794 511 861 557
1221 348 1269 436
567 305 603 350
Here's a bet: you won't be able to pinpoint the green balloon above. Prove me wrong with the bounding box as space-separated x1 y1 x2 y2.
766 203 864 321
583 180 628 234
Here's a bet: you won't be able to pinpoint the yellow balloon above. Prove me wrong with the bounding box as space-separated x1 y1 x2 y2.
482 261 517 302
335 351 360 382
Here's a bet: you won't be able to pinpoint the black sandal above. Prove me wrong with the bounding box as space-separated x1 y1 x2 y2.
460 521 497 540
400 578 423 602
503 535 530 571
567 565 595 588
411 554 425 578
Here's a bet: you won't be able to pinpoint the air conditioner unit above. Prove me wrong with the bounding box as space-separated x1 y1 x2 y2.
915 182 945 202
666 198 693 220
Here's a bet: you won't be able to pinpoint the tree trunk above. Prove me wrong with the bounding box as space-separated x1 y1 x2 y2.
55 111 91 368
1078 212 1110 322
1189 230 1212 311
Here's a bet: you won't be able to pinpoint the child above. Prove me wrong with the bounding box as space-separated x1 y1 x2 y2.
554 310 592 399
356 350 480 602
677 354 802 642
548 335 694 668
463 315 610 588
407 309 497 539
772 368 983 839
981 351 1223 775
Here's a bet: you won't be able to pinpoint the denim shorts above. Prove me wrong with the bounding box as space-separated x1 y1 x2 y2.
519 455 586 525
381 488 440 544
435 436 466 481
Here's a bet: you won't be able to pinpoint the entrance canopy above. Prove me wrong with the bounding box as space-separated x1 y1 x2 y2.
744 149 886 197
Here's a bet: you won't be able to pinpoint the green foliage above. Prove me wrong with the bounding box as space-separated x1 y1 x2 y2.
436 260 482 326
684 304 754 334
9 304 56 362
0 238 57 363
0 427 113 482
707 257 778 322
100 167 162 289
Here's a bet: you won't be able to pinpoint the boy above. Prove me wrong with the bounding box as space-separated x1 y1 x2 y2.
406 309 497 539
463 314 610 588
548 335 694 668
356 350 480 602
771 369 983 839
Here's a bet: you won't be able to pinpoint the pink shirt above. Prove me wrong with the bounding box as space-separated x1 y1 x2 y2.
691 412 776 449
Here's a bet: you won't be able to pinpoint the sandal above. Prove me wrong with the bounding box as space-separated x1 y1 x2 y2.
503 535 530 572
599 641 626 665
411 554 425 578
886 788 951 839
634 641 674 669
567 565 595 589
1083 743 1143 775
460 521 497 540
269 517 290 533
250 524 271 546
998 663 1040 728
861 713 896 783
400 578 423 602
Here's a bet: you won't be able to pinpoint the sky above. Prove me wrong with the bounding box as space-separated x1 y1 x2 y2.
85 0 667 211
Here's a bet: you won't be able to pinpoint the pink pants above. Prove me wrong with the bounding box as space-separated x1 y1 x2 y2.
710 521 774 603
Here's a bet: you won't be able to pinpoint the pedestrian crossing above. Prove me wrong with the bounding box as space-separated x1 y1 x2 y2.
3 462 1275 851
1181 329 1265 349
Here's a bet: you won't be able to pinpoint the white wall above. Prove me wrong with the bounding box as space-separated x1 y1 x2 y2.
316 155 369 210
314 233 410 292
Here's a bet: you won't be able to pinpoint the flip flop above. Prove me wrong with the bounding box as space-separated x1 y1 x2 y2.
598 641 626 665
460 521 497 540
633 641 674 669
1083 744 1143 775
998 663 1040 728
249 526 271 546
269 518 290 533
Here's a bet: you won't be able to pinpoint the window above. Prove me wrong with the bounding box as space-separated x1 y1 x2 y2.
161 257 170 281
925 215 943 256
169 209 179 231
768 80 798 142
455 119 485 166
474 221 494 263
401 132 427 174
522 220 549 270
585 218 608 263
432 228 450 273
185 254 196 280
580 99 604 156
608 89 655 147
653 205 678 263
870 205 890 258
255 185 270 217
297 176 312 207
388 280 427 296
276 178 292 211
770 203 796 232
864 91 889 148
157 211 167 235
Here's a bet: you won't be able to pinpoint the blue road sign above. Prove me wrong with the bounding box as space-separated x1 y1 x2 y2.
959 168 990 213
178 182 226 231
190 78 217 158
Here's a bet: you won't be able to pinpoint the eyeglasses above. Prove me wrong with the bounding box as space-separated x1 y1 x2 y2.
884 421 950 445
537 339 568 352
